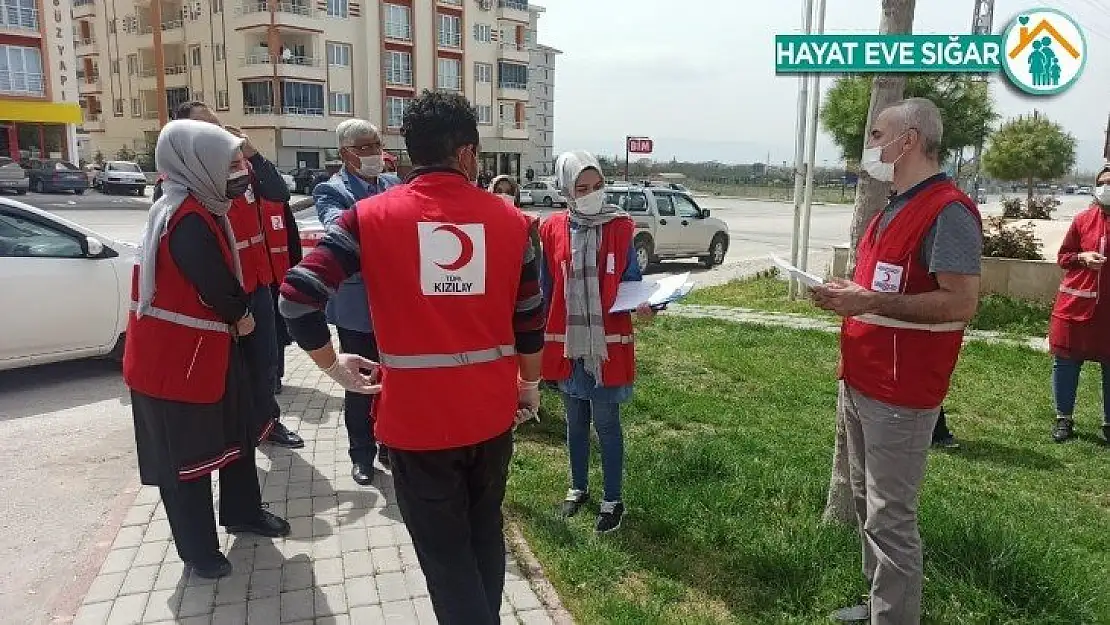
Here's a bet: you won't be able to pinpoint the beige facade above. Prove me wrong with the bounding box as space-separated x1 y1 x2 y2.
73 0 546 175
524 40 557 177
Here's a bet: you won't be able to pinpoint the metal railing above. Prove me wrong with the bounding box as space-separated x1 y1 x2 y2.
499 80 527 91
384 69 413 86
73 0 95 6
498 0 527 10
0 72 44 95
437 31 461 48
0 7 38 30
438 0 462 5
143 110 159 119
437 76 462 91
383 22 411 40
499 40 527 52
243 54 322 67
83 113 102 123
164 65 187 75
161 19 182 30
237 1 314 16
75 36 96 47
243 105 325 117
82 72 101 84
500 120 525 131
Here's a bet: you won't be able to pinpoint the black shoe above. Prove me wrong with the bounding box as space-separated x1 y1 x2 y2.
561 489 588 518
1052 417 1075 443
931 434 960 449
186 552 232 579
267 422 304 449
596 501 624 533
377 446 390 469
352 462 375 486
226 509 291 538
830 601 870 622
1101 424 1110 446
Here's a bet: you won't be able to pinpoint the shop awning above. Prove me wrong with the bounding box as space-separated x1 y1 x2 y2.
0 101 83 124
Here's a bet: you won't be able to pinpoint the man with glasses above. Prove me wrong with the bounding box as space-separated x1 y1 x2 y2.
312 119 401 486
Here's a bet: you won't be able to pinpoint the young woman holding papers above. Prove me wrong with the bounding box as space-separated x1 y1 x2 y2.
539 151 657 533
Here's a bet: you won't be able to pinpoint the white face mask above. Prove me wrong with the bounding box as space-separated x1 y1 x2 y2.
860 133 907 183
1095 185 1110 206
355 154 384 178
574 189 606 216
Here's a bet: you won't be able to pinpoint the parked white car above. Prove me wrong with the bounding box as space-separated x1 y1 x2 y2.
604 183 730 271
520 180 567 207
0 197 135 371
281 172 296 193
93 161 148 195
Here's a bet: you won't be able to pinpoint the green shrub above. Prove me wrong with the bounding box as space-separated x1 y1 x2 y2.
982 216 1042 260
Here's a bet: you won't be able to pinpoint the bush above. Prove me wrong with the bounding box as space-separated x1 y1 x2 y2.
982 216 1042 260
998 195 1059 220
116 146 137 161
1001 197 1024 219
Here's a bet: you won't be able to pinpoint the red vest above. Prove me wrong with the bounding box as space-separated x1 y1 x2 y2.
123 197 234 404
1053 205 1107 323
539 212 637 386
259 198 291 280
227 166 274 292
357 172 531 451
840 180 979 409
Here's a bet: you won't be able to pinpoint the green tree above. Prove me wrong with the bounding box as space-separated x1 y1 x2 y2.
116 146 137 162
821 74 997 169
982 113 1077 204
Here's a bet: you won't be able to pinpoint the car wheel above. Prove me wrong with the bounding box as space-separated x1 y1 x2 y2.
74 188 85 195
14 189 26 195
701 233 728 268
542 196 553 207
107 333 125 365
634 235 654 273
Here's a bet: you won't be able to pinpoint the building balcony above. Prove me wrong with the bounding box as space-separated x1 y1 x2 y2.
497 0 529 22
384 70 414 88
437 0 463 6
136 64 188 87
498 40 529 63
436 76 461 92
0 7 39 35
242 105 329 129
383 22 412 43
79 73 102 94
499 120 527 140
234 2 320 32
81 113 104 131
240 54 325 81
75 36 97 56
497 82 528 101
437 32 462 50
73 0 96 18
0 72 45 97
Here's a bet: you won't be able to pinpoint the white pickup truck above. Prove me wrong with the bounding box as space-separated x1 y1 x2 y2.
604 183 730 272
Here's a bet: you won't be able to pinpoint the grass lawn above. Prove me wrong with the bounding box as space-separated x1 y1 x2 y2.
506 317 1110 624
686 274 1052 337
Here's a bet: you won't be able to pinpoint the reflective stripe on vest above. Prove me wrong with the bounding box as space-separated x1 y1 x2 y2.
543 333 634 344
851 314 965 333
270 246 288 254
130 302 230 333
378 344 516 369
1059 285 1098 299
235 234 265 250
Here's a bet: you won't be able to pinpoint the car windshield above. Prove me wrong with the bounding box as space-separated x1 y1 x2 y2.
109 162 141 172
50 161 79 171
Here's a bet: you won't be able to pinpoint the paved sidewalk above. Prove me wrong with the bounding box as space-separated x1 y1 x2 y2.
68 349 558 625
668 303 1050 351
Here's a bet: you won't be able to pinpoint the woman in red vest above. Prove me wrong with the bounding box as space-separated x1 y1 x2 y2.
1049 165 1110 444
124 119 290 580
540 151 656 534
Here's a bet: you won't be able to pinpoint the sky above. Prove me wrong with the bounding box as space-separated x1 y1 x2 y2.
539 0 1110 172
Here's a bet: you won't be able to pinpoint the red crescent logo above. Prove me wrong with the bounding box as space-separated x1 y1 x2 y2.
433 224 474 271
881 270 893 283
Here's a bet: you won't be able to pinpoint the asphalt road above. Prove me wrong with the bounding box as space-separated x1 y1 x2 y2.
0 187 1095 624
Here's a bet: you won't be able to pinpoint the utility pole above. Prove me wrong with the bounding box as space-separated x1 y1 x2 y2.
1103 112 1109 161
967 0 994 193
798 0 828 275
787 0 816 299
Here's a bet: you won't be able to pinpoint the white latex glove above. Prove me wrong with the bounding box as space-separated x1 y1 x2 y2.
323 353 381 395
518 377 540 410
514 406 539 428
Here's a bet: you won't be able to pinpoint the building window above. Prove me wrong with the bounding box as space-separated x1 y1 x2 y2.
216 90 229 110
383 3 411 40
282 81 324 115
108 19 116 33
212 0 222 11
474 62 491 83
386 96 410 129
0 45 44 96
127 54 138 75
476 105 492 125
242 81 272 111
113 99 124 116
327 42 351 67
130 98 141 117
111 59 120 74
214 44 224 61
473 23 492 43
436 57 460 91
329 91 352 114
189 45 201 66
437 14 461 48
327 0 347 18
385 50 412 86
498 61 527 90
0 0 36 30
499 101 521 127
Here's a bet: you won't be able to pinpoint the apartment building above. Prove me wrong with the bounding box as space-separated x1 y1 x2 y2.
73 0 545 177
1 0 83 162
524 41 557 177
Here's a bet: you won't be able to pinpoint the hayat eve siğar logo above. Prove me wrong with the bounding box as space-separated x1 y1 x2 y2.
1001 8 1086 96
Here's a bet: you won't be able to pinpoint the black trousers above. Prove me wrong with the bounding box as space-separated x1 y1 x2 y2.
391 430 513 625
271 284 291 380
933 407 951 440
159 451 262 563
336 327 379 465
243 287 281 430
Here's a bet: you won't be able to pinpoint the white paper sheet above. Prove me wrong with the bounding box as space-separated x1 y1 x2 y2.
770 255 825 288
610 272 694 313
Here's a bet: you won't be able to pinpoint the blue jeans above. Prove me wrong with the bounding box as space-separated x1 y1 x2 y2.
1052 356 1110 424
563 394 623 502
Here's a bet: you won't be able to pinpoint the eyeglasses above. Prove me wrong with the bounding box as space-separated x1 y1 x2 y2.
343 143 382 155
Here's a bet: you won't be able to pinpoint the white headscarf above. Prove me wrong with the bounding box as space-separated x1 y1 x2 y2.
135 119 244 317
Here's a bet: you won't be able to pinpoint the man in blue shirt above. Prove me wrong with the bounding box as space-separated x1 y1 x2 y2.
313 119 401 486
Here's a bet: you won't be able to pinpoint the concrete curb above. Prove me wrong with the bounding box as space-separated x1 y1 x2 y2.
505 520 575 625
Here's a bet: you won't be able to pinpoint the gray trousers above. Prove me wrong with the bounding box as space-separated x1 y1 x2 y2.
839 382 939 625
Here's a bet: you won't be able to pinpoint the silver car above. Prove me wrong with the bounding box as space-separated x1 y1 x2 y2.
520 180 567 207
605 184 730 271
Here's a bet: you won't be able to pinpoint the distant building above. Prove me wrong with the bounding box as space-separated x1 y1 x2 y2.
524 5 558 177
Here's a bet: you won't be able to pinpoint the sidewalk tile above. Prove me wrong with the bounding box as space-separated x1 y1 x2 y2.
280 588 315 622
99 548 138 575
140 589 180 623
246 596 279 624
339 527 369 552
248 568 282 599
177 583 215 618
285 497 312 518
111 526 145 550
73 601 113 625
121 504 156 528
348 605 386 624
313 557 344 586
370 547 401 573
374 571 408 604
105 592 148 625
212 601 248 625
131 541 168 568
344 575 379 608
413 596 437 624
342 550 373 578
316 616 350 625
403 568 428 598
399 545 419 568
281 560 313 592
380 599 418 624
314 584 348 616
254 544 285 570
518 609 556 625
506 579 542 611
118 564 158 596
83 572 125 605
152 562 186 591
367 526 393 549
214 574 250 605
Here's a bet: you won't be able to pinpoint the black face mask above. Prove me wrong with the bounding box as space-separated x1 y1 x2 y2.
225 175 250 199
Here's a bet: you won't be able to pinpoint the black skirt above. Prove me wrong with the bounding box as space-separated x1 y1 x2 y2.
131 342 259 486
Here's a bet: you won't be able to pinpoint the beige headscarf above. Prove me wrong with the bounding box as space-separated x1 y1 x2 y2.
135 119 244 317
